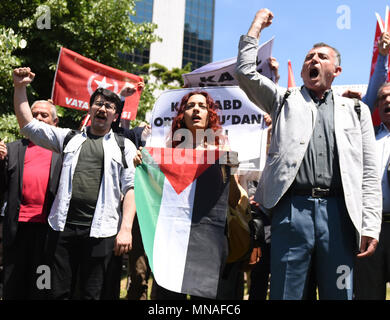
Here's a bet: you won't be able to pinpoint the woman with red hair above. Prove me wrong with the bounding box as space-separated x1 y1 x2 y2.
134 90 250 300
168 90 225 149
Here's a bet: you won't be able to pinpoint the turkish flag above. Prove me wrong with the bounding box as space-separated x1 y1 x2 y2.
287 60 296 88
51 47 143 120
370 13 390 126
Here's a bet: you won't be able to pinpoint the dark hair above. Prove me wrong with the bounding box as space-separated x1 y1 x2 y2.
312 42 341 67
89 88 122 115
170 90 222 148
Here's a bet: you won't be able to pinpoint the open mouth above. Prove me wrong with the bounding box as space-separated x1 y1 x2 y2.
309 67 319 79
95 113 107 121
384 107 390 113
192 115 201 121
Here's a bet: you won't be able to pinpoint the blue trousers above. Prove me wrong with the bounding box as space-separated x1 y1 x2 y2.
269 194 357 300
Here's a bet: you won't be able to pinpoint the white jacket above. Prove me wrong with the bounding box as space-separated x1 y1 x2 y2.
236 35 382 242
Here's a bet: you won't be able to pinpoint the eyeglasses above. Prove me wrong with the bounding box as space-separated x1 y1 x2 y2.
184 102 208 110
93 101 116 112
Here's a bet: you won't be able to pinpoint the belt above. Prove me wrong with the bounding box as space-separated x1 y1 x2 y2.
290 187 341 198
383 212 390 223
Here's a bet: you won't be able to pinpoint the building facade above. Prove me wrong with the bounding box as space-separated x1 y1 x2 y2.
131 0 215 70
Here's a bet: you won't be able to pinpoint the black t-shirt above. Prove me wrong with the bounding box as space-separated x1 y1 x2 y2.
66 130 104 226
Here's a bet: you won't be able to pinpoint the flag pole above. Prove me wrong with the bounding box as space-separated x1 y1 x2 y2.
80 114 90 131
376 12 385 33
384 6 389 49
376 11 387 50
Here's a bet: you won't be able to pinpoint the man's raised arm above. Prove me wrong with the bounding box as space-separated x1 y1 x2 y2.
235 8 281 116
13 67 35 129
247 8 273 40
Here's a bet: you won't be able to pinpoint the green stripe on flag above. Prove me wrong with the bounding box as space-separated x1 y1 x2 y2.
134 149 165 272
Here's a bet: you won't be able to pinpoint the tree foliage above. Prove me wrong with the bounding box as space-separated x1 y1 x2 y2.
131 62 192 127
0 113 21 142
0 26 27 111
0 0 158 108
0 0 193 140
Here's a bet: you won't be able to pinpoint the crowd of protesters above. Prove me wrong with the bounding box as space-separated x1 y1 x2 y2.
1 7 390 300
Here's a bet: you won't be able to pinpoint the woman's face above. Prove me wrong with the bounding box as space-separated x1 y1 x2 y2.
183 94 209 133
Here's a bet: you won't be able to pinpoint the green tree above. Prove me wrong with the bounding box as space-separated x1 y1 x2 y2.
0 0 159 137
0 26 28 141
132 62 192 127
0 0 194 139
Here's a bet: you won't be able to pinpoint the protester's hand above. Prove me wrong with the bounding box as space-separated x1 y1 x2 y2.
269 57 280 83
0 139 7 160
248 8 273 38
137 81 145 91
341 89 362 100
269 57 279 71
133 146 143 166
13 67 35 88
255 8 273 29
141 124 151 143
247 8 273 38
114 229 132 256
249 195 260 207
356 236 378 258
378 32 390 56
263 113 272 127
249 247 262 265
119 82 137 97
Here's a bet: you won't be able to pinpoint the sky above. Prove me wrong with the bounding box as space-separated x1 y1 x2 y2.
212 0 390 88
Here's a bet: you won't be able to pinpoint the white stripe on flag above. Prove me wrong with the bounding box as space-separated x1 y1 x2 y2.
152 178 197 293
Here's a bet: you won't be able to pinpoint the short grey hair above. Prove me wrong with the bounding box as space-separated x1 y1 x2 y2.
30 100 58 121
312 42 341 67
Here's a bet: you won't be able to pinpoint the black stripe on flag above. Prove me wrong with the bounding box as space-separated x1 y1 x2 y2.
180 159 231 299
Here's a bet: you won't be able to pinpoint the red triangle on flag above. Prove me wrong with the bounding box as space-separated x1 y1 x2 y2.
287 60 296 88
146 147 225 194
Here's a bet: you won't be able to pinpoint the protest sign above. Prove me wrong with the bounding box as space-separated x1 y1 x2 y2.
182 38 275 87
147 86 269 172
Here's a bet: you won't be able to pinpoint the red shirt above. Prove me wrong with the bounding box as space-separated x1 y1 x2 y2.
18 142 52 223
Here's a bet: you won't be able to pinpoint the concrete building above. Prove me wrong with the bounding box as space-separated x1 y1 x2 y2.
129 0 215 70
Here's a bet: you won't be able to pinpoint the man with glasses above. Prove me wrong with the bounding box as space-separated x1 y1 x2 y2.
12 67 137 300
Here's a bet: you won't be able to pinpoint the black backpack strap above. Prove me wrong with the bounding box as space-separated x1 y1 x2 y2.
352 98 361 121
271 89 291 136
114 132 128 169
62 129 80 151
63 129 128 168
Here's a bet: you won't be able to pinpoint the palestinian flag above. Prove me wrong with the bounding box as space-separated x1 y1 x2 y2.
134 147 233 299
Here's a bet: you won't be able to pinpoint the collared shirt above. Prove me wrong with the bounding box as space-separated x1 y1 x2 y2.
21 118 136 238
292 89 342 191
376 123 390 213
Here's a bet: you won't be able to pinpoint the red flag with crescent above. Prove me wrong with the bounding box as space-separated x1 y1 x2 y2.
51 47 143 120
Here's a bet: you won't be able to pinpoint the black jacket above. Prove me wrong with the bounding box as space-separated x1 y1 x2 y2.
0 139 62 247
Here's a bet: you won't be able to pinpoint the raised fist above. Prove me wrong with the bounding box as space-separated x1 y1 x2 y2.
13 67 35 88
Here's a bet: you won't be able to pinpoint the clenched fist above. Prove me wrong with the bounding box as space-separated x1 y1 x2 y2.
13 67 35 88
248 8 274 39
